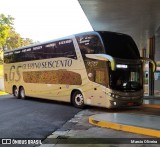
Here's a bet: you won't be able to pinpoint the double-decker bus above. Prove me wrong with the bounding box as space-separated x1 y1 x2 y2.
3 31 155 108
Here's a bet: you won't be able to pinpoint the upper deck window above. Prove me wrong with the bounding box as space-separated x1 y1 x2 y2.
4 39 77 63
76 34 105 55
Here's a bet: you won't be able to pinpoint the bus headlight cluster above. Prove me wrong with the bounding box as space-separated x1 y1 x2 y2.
108 93 119 99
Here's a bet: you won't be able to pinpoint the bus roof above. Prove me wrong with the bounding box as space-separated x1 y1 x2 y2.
4 31 133 53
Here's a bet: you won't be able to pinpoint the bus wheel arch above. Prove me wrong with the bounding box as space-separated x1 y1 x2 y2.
71 89 85 108
19 86 26 99
13 85 19 98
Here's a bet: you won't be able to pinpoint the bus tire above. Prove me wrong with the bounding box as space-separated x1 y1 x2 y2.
13 86 19 98
71 91 85 108
19 87 26 99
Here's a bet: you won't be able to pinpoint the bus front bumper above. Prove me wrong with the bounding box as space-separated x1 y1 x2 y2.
106 90 144 108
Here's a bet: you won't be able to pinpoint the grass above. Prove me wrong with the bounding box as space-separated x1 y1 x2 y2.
0 91 7 96
0 65 3 78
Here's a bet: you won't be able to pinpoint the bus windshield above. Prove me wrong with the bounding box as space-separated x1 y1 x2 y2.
99 31 140 59
109 64 143 91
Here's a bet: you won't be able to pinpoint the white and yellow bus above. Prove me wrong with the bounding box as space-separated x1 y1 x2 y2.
3 31 155 108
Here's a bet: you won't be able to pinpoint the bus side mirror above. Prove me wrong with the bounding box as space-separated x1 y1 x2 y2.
85 54 116 71
140 57 156 72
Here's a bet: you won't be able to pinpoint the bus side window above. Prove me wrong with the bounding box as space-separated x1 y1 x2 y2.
76 34 104 55
25 50 36 61
57 40 77 59
44 43 57 58
79 45 94 54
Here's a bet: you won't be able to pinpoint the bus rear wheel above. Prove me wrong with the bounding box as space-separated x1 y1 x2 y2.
13 86 19 98
72 91 85 108
19 87 26 99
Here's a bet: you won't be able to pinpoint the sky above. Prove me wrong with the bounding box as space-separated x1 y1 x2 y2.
0 0 93 42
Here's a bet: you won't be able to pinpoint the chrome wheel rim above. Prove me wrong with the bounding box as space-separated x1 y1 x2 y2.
75 94 84 106
20 89 25 98
14 88 18 97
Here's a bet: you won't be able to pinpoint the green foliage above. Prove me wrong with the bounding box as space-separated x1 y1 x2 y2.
0 14 14 61
0 14 14 48
0 13 37 61
0 25 10 48
21 38 34 47
0 13 36 50
6 29 35 50
0 14 14 26
6 29 21 49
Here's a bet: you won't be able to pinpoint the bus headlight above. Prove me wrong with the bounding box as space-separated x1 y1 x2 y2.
113 102 117 105
109 100 117 106
108 93 112 96
108 93 119 99
115 95 119 98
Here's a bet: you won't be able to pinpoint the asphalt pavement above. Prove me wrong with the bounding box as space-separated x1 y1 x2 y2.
0 94 160 147
0 95 81 139
40 97 160 147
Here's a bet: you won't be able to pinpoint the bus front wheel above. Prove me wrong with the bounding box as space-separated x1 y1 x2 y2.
72 91 85 108
19 87 26 99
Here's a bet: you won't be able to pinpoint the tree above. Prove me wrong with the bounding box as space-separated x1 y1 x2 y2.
0 13 36 50
0 14 37 62
0 14 14 26
6 29 23 50
0 14 14 49
21 38 34 47
0 49 3 63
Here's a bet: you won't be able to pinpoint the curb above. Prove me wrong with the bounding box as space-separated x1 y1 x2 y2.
142 104 160 109
89 116 160 138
